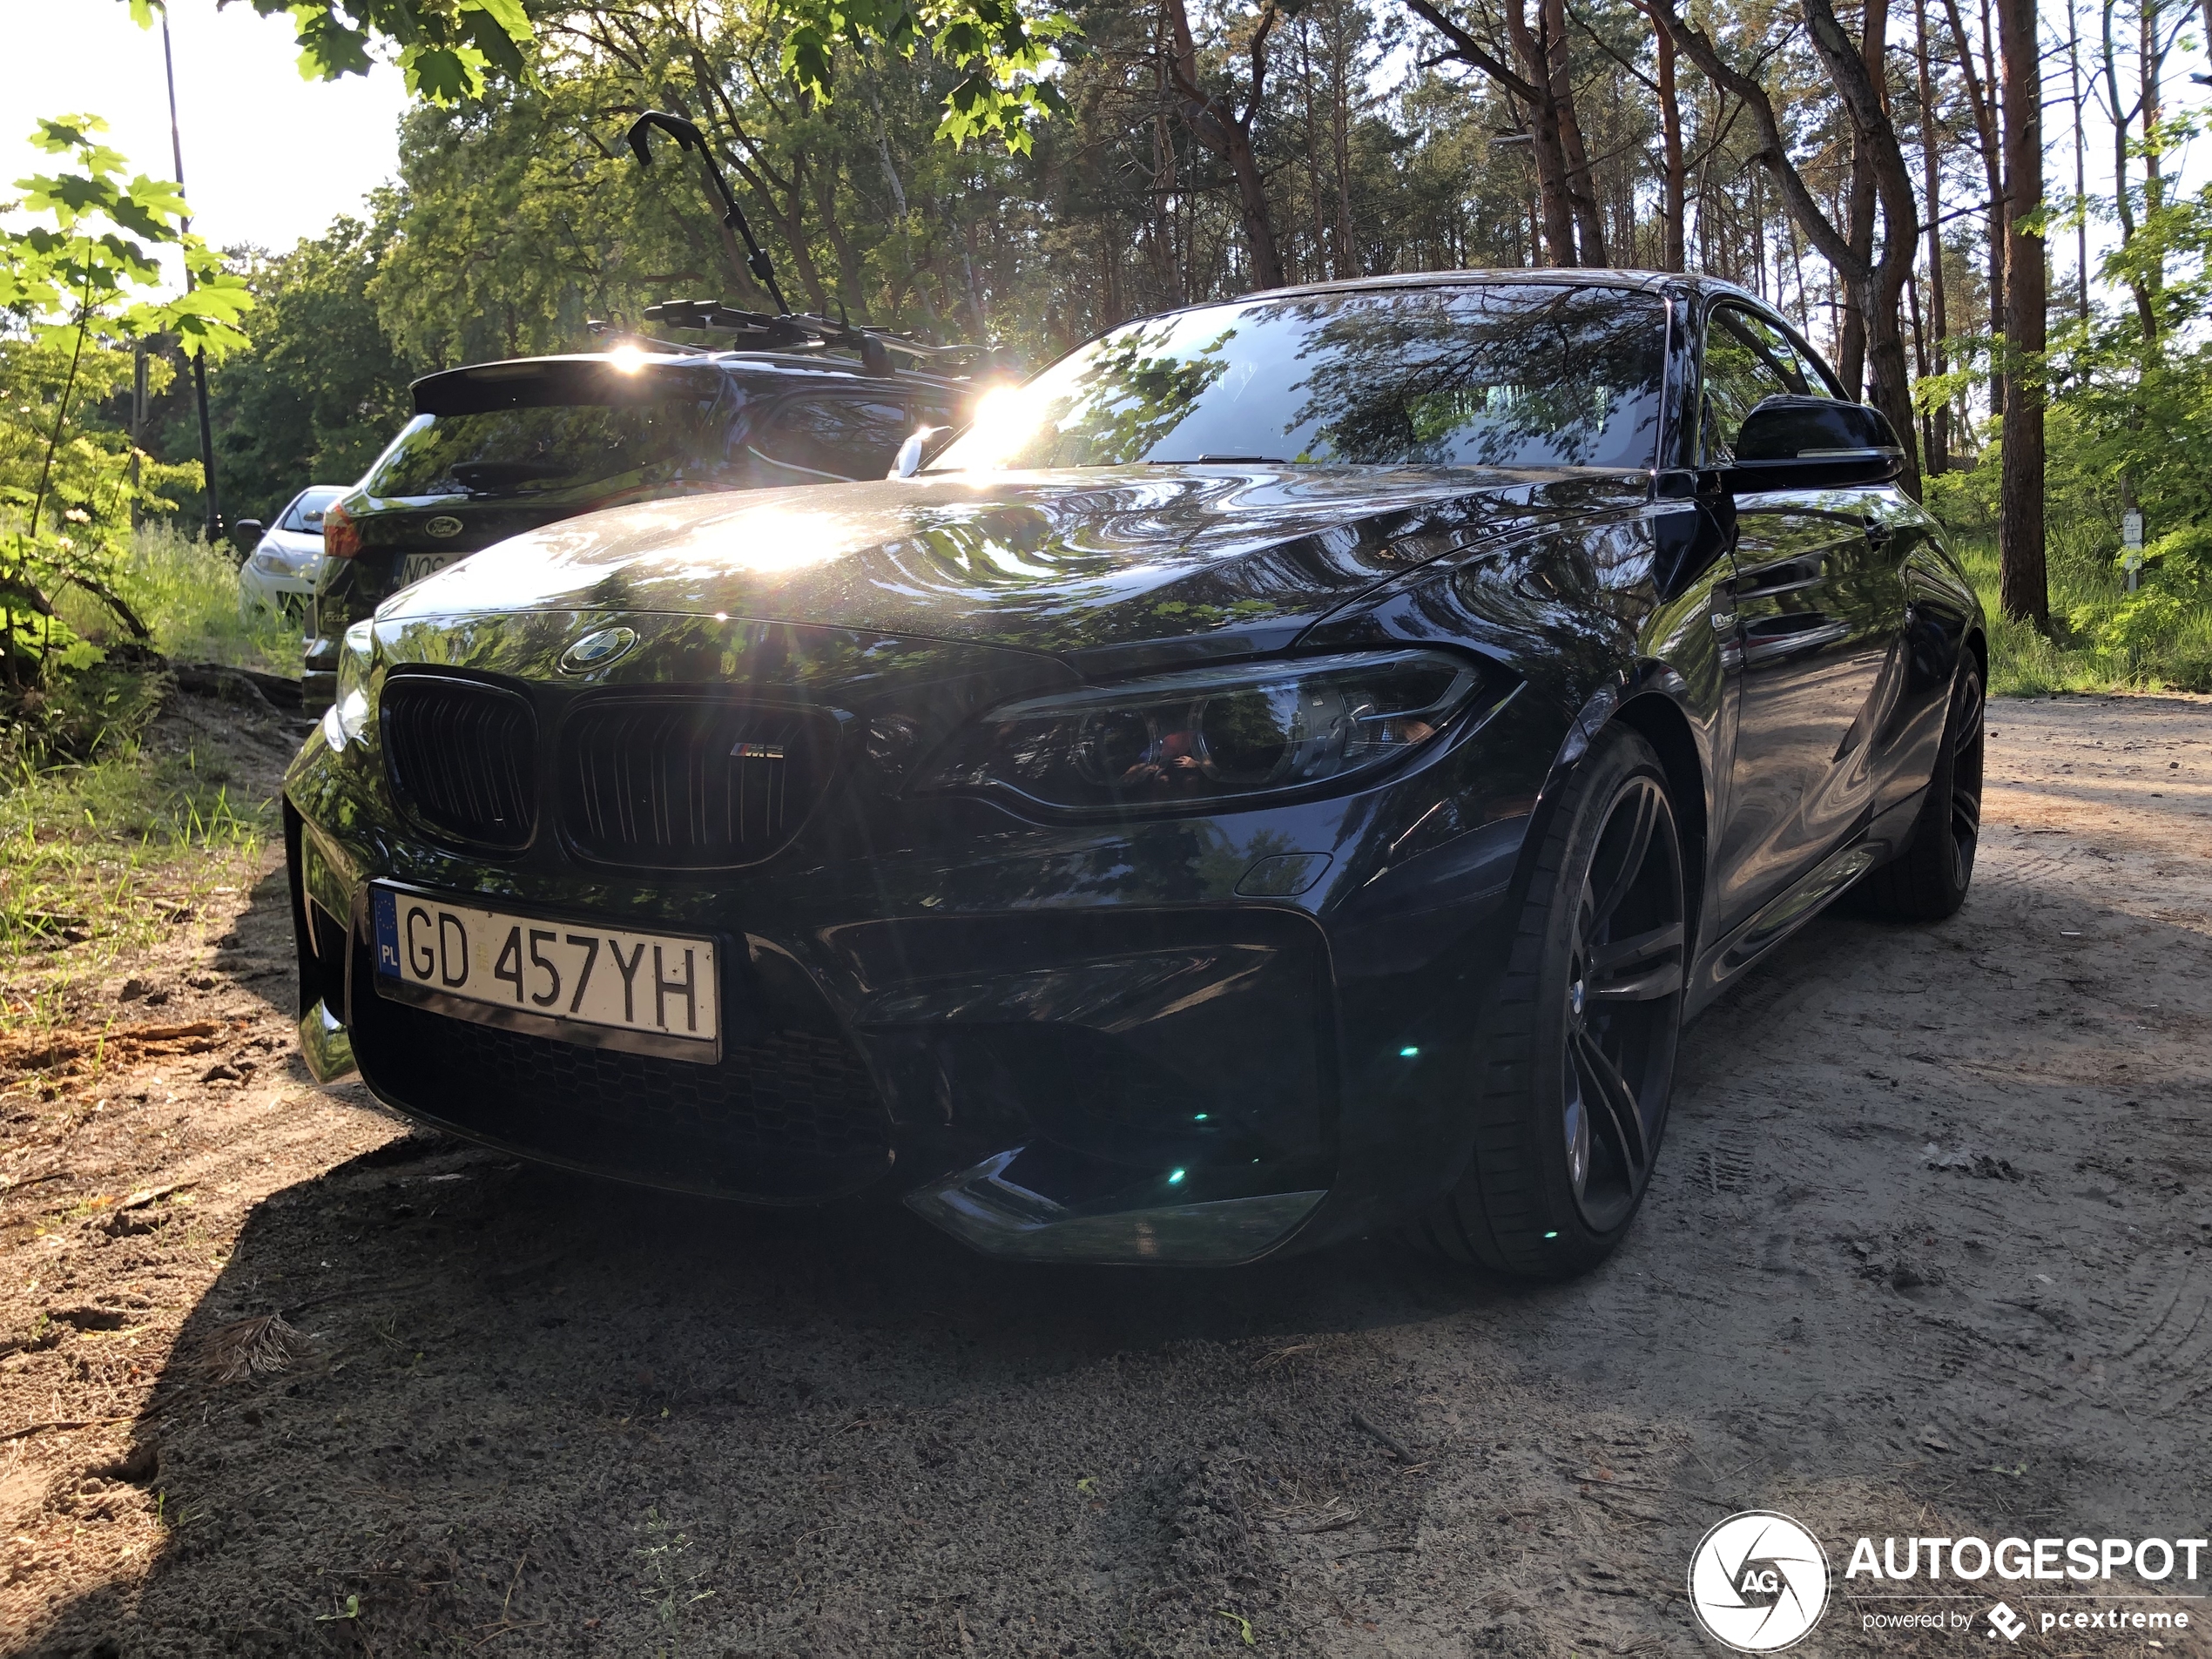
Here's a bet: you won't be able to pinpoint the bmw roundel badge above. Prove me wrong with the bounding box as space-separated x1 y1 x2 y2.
558 626 638 674
424 515 463 538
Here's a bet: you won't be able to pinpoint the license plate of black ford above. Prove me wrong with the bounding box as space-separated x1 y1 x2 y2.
369 886 719 1062
396 551 455 586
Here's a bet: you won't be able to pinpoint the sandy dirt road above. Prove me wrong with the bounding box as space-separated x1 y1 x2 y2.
0 689 2206 1657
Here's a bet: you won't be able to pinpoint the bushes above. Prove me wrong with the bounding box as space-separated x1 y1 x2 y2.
95 522 300 672
1945 514 2212 696
3 522 297 781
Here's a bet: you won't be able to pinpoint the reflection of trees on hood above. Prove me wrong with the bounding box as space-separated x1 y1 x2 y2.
1284 289 1667 468
1031 322 1238 467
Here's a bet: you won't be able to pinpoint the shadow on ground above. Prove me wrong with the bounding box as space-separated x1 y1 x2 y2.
23 833 2212 1656
25 1097 1516 1656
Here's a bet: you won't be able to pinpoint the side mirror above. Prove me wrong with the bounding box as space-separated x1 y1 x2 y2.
227 518 265 555
887 427 937 481
1726 396 1903 492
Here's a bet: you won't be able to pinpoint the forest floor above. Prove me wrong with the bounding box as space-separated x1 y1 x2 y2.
0 684 2206 1658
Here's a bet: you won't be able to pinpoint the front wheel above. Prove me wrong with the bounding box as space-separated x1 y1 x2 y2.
1413 725 1686 1280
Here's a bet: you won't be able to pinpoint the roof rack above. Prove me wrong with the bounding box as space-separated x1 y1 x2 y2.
624 111 992 382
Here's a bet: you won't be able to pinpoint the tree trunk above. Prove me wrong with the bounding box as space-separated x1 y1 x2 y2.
1543 0 1608 262
1915 0 1951 472
1222 113 1285 287
1298 20 1331 280
817 168 870 322
1996 0 2047 627
777 177 831 314
1978 0 2006 421
1837 0 1889 397
1503 0 1581 260
2101 0 2157 338
2068 0 2090 321
1652 9 1687 271
1164 0 1287 289
1649 0 1924 497
1331 9 1357 276
1400 0 1579 262
1940 0 2004 415
1150 24 1186 307
2141 0 2166 303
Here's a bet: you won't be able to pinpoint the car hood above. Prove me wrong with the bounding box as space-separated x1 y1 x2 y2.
383 463 1644 671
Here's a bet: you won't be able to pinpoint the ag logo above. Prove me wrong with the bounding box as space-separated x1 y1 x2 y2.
1687 1511 1830 1651
424 515 463 538
557 625 638 674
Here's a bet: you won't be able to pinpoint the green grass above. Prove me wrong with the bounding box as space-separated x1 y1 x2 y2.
0 643 278 1035
51 520 301 675
0 733 272 1015
1951 523 2212 697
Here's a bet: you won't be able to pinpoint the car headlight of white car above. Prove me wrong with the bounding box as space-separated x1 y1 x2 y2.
323 621 376 750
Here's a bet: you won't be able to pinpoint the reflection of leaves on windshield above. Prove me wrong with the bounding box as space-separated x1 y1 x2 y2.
954 286 1666 474
1031 322 1237 467
1285 289 1662 468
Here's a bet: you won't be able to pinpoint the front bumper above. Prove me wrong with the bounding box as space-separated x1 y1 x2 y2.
283 635 1548 1264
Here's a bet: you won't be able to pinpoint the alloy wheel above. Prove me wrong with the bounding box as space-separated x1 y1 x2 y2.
1561 774 1685 1231
1947 672 1986 891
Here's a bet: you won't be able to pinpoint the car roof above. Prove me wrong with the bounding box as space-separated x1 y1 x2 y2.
408 349 968 409
1199 266 1774 311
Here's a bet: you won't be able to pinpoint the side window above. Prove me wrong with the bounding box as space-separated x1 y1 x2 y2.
752 397 914 482
1776 329 1841 401
1699 307 1804 464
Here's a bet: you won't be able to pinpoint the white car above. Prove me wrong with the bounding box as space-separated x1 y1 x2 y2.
236 485 348 624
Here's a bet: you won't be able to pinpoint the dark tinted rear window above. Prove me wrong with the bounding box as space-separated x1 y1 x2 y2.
365 364 742 502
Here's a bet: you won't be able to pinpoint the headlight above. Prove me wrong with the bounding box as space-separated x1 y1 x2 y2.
322 620 376 750
918 649 1488 813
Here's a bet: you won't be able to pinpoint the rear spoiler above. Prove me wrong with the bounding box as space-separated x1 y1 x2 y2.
408 355 723 416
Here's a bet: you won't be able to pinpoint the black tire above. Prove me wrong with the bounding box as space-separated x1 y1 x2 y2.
1851 658 1984 921
1413 725 1687 1280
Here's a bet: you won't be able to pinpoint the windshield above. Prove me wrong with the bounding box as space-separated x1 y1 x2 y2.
934 285 1669 474
361 388 740 502
278 487 346 533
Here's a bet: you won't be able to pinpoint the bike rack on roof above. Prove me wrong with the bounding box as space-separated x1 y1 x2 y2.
624 111 990 382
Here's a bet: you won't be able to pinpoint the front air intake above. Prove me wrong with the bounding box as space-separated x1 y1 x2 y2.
380 673 538 852
558 697 837 868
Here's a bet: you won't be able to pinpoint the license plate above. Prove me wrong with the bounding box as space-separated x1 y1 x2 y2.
369 887 718 1060
397 551 455 586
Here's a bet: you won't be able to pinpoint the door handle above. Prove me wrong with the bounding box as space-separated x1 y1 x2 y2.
1863 519 1894 550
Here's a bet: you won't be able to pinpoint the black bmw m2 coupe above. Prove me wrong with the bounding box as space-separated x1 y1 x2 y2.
284 272 1985 1279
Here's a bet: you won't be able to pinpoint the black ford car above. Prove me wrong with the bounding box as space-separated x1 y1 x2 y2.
304 345 968 706
285 271 1984 1279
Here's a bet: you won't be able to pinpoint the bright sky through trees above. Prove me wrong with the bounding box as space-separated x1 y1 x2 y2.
2 0 407 276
